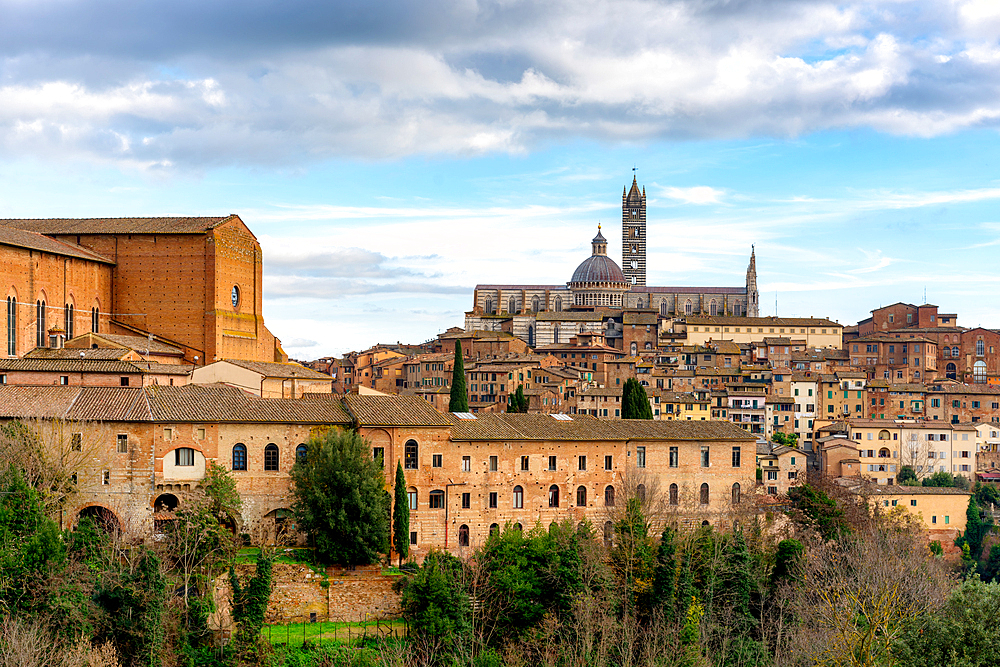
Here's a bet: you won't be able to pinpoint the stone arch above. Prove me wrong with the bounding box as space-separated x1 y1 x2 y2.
76 504 121 533
154 493 179 512
366 428 392 463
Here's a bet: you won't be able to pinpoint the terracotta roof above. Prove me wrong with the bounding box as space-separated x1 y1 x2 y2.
850 484 971 496
0 226 114 263
0 356 192 376
447 413 755 441
25 348 133 361
81 333 184 355
343 394 452 426
688 316 841 327
0 216 238 235
221 359 332 380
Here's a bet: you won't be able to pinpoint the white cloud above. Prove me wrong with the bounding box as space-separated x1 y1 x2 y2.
660 185 726 205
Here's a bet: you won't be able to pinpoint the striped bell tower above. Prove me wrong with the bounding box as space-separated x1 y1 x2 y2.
622 176 646 286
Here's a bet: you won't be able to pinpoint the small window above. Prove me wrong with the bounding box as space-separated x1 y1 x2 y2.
548 455 557 471
732 446 741 468
513 485 523 509
700 483 709 505
520 456 529 471
102 470 110 486
164 428 173 441
636 446 646 468
458 524 469 547
409 531 417 545
60 376 69 385
669 483 678 506
578 455 587 471
429 490 445 509
264 444 279 471
407 489 417 510
576 485 587 506
432 454 443 468
548 485 560 508
910 499 917 507
605 485 615 507
116 434 128 454
461 492 470 509
489 492 498 508
462 456 471 472
404 440 418 469
701 446 710 468
71 433 82 452
732 482 741 504
604 455 613 470
175 447 194 466
297 444 309 461
232 444 247 471
669 446 678 468
120 376 130 387
489 455 498 472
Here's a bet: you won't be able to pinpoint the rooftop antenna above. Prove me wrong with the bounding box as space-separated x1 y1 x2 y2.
775 292 778 318
924 286 927 304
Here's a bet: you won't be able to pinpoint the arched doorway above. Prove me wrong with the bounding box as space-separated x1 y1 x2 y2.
77 505 121 534
154 493 179 512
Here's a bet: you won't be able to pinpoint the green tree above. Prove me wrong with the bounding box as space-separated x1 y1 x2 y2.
449 339 469 412
772 538 804 584
393 461 410 567
95 550 167 667
958 495 993 562
622 378 653 419
230 551 273 661
923 471 957 487
290 428 390 565
771 431 799 448
897 465 919 486
788 483 849 540
507 385 529 413
200 462 243 529
612 498 657 615
398 549 471 657
652 525 678 612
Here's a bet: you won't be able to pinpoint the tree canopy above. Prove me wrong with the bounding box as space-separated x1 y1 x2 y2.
448 339 469 412
290 428 390 565
621 378 653 419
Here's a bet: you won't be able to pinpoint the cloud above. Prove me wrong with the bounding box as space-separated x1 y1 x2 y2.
265 247 432 279
283 338 319 348
3 1 1000 168
264 276 470 299
659 185 726 205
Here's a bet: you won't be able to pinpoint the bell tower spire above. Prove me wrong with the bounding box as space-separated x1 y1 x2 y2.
622 175 646 286
745 245 759 317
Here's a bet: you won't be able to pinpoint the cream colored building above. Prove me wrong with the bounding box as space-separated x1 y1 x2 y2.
850 484 971 534
191 359 332 398
685 316 843 349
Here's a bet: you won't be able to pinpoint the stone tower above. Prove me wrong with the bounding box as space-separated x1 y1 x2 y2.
746 246 759 317
622 176 646 286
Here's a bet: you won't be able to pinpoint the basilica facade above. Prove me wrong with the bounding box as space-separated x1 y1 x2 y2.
466 177 759 350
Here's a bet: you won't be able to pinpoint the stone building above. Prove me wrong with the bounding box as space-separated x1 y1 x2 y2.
0 216 285 364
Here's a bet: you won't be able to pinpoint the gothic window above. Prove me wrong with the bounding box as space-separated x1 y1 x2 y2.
732 483 741 504
977 339 985 356
458 524 469 547
404 440 418 469
700 483 709 505
232 444 247 471
660 301 668 316
974 361 987 383
637 299 643 308
6 297 15 356
264 444 279 471
508 297 516 314
64 303 74 339
636 484 646 502
684 300 692 316
553 325 560 343
484 298 494 314
554 297 562 312
669 483 678 505
532 296 540 312
35 299 46 348
91 306 99 333
577 486 587 506
548 484 560 508
709 300 717 316
528 326 535 347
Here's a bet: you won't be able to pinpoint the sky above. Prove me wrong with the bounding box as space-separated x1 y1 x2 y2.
3 0 1000 358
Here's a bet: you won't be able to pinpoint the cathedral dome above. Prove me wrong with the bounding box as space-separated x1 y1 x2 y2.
571 254 627 284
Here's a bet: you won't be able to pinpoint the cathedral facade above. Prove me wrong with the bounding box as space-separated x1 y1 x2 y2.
466 177 759 349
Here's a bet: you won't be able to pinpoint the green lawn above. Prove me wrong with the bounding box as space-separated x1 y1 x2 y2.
263 619 406 646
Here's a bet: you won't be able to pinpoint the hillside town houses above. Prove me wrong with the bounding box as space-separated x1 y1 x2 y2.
0 181 992 555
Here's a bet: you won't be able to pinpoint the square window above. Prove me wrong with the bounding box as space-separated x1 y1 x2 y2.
910 499 917 506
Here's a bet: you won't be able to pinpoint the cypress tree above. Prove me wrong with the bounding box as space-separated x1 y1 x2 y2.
449 339 469 412
393 461 410 567
515 385 528 413
622 378 653 419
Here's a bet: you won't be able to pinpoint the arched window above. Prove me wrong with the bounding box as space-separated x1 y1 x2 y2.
700 483 709 505
943 346 951 358
489 523 499 536
6 296 16 356
264 444 279 471
734 303 742 317
508 297 516 314
295 444 308 461
555 297 562 312
684 300 692 317
878 429 890 440
35 300 46 348
532 296 540 312
458 524 469 547
637 299 644 309
946 363 957 380
660 301 669 317
404 440 418 469
974 360 987 383
548 484 560 508
977 339 985 356
644 342 652 350
91 306 99 333
709 300 717 316
576 485 587 506
553 325 560 344
878 448 890 458
64 303 74 339
732 483 741 504
636 484 646 502
513 522 523 532
630 342 638 355
484 298 493 314
429 490 445 509
603 521 613 546
232 444 247 471
605 485 615 506
407 487 417 510
669 483 678 506
513 485 523 509
528 326 535 347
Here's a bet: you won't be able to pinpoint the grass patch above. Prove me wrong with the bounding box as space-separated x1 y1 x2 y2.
235 547 316 565
263 619 406 647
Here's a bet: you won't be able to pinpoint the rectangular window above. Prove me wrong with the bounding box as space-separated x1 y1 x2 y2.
489 455 498 472
604 455 613 470
407 490 417 510
701 446 710 468
732 446 741 468
116 434 128 454
71 433 82 452
102 470 110 486
548 455 557 471
636 446 646 468
404 441 418 469
175 447 194 466
429 493 444 509
669 447 678 468
164 428 173 441
120 376 130 387
489 492 498 509
60 375 69 385
911 499 917 506
410 531 417 545
578 455 587 471
432 454 442 468
461 492 470 509
373 447 384 466
521 456 529 471
462 456 471 472
767 470 777 481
